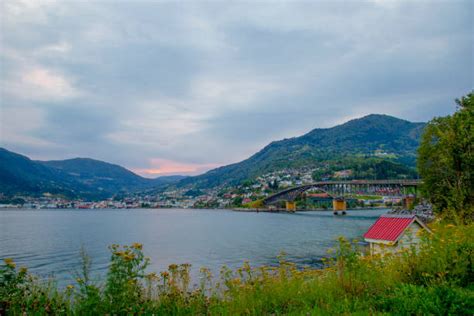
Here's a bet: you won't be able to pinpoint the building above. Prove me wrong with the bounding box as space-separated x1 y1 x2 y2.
242 198 253 204
363 214 430 255
333 169 352 179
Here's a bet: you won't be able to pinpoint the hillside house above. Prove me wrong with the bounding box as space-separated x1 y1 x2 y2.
363 214 430 255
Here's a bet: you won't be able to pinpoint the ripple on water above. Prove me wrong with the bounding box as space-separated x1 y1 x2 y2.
0 208 388 285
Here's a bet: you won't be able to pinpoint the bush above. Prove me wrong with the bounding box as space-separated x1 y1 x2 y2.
376 283 474 315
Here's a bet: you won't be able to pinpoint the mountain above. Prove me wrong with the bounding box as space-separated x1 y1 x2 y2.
41 158 187 193
41 158 152 194
178 114 425 188
0 148 91 198
0 114 424 197
0 148 186 199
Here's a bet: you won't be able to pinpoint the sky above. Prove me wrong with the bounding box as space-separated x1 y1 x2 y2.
0 0 472 177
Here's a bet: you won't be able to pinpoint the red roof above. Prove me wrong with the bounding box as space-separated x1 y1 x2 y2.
363 215 416 242
307 193 330 198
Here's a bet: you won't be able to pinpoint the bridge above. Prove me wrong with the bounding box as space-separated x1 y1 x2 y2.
262 179 422 212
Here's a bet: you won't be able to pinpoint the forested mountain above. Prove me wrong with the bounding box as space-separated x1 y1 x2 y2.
41 158 151 194
0 148 92 198
0 114 424 198
178 114 424 188
0 148 185 199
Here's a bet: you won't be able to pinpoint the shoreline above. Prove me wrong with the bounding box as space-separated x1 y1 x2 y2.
231 206 389 213
0 206 390 212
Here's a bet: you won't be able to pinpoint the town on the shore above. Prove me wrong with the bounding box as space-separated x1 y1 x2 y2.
1 167 408 210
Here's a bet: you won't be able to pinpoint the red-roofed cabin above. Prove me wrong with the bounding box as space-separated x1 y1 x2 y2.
363 214 430 255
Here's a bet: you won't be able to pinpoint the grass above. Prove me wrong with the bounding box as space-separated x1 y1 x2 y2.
350 194 384 200
1 223 473 315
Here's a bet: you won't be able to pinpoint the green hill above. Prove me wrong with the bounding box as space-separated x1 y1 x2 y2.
0 148 92 198
0 148 185 199
178 114 424 188
41 158 151 194
0 114 424 198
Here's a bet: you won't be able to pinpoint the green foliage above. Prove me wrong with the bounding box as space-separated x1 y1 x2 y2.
231 196 243 207
184 189 204 197
376 283 474 315
267 179 279 190
1 223 473 315
180 114 424 188
418 92 474 223
103 244 150 313
0 259 29 312
0 260 71 315
311 157 417 181
352 158 418 179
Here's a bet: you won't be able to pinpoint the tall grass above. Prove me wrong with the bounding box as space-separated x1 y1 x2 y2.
1 223 473 315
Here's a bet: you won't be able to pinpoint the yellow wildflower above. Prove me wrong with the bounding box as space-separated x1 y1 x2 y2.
66 284 74 290
4 258 16 268
132 243 143 250
146 272 158 280
169 264 178 271
231 278 241 286
124 254 134 261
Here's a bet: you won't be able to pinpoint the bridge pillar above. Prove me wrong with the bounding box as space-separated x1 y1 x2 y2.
403 196 415 209
333 198 346 211
285 201 296 212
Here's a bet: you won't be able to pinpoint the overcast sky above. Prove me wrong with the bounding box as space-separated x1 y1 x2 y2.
0 0 472 177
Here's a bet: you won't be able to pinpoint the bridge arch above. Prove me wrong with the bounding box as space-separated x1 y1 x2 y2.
262 180 421 211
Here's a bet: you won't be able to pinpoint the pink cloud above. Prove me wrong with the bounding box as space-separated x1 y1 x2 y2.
132 158 220 177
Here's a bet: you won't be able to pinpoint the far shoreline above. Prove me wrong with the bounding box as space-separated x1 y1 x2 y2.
0 206 390 212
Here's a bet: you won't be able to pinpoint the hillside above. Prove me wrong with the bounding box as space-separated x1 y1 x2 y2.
0 114 424 198
41 158 187 194
0 148 92 198
0 148 185 199
178 114 424 188
41 158 151 193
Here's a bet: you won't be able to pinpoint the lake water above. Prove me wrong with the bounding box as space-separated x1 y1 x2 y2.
0 208 387 285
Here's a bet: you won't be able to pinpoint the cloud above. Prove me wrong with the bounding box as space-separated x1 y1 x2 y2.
0 105 55 148
3 66 80 101
0 0 472 174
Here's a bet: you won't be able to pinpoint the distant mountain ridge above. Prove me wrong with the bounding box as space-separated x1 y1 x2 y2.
178 114 425 188
0 114 425 198
0 148 186 199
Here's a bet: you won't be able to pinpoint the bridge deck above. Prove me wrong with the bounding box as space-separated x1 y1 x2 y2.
263 179 422 205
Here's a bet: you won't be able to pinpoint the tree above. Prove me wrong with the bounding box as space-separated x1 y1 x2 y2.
232 196 243 207
267 180 279 190
418 92 474 222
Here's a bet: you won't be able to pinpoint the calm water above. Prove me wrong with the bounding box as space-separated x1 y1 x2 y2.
0 208 387 285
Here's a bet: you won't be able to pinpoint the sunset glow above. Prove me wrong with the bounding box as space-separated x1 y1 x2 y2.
133 158 220 177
